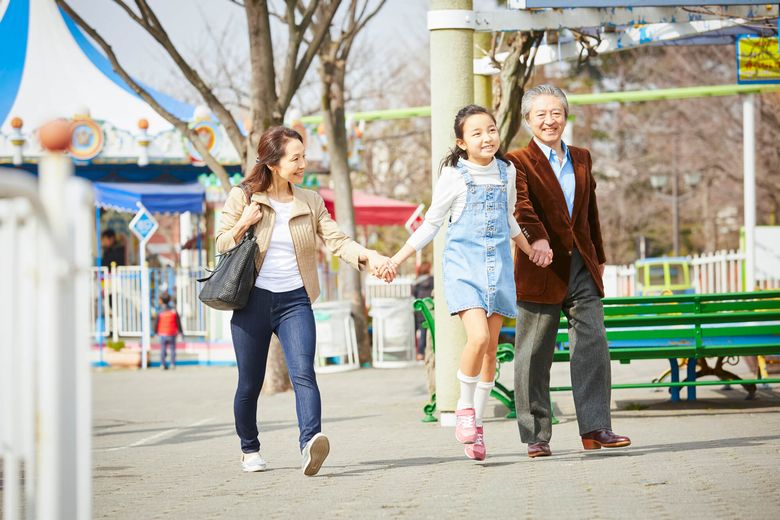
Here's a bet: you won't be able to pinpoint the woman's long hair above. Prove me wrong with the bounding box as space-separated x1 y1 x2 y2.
439 104 507 172
242 126 304 194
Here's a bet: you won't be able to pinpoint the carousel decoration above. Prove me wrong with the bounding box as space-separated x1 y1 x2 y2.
68 109 105 162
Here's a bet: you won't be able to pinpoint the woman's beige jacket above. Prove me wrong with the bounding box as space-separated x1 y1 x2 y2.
215 184 368 303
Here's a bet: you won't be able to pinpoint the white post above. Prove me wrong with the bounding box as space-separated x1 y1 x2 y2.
140 241 150 369
11 125 25 166
1 200 21 520
429 0 474 423
180 211 192 268
111 263 119 343
743 94 756 292
130 203 158 369
37 153 79 520
66 179 94 519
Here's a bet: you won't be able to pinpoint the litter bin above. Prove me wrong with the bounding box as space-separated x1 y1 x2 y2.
312 300 359 373
369 297 415 368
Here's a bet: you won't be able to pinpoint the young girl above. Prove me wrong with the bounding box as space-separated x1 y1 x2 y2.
383 105 545 460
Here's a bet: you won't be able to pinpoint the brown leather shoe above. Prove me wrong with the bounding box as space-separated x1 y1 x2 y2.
527 441 551 458
581 429 631 450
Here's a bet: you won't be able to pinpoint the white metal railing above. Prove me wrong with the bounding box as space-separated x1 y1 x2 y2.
90 266 210 340
613 249 780 296
90 267 111 338
114 265 143 338
176 268 208 335
0 164 92 520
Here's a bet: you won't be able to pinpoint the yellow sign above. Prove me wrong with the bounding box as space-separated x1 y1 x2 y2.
737 36 780 84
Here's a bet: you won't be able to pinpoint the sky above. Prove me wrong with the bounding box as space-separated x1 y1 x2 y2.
68 0 432 104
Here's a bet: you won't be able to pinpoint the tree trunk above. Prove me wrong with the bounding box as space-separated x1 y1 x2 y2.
320 57 372 365
261 335 292 395
242 1 295 394
493 32 543 150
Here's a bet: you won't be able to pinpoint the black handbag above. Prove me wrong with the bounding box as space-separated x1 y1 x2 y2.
198 186 258 310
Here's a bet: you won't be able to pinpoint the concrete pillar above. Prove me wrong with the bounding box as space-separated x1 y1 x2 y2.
429 0 473 424
742 94 756 291
473 32 493 107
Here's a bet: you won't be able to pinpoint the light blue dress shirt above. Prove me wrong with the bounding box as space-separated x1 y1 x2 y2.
534 138 575 217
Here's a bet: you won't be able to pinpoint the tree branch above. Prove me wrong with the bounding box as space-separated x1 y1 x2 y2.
108 0 247 162
56 0 234 192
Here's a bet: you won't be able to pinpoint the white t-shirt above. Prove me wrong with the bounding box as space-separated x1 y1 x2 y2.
406 158 521 251
254 199 305 293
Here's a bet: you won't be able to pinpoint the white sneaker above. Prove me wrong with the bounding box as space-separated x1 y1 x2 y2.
301 433 329 476
241 451 267 472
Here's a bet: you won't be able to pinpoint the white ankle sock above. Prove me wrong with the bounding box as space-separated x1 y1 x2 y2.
456 370 480 410
474 381 495 426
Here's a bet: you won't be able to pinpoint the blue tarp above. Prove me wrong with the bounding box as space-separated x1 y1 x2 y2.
94 182 205 214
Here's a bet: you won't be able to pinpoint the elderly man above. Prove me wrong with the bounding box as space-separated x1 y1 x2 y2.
505 84 630 458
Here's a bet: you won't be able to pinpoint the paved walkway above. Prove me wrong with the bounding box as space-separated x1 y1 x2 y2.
93 359 780 519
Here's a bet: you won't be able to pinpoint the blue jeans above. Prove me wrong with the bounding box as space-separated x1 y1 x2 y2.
159 336 176 368
230 286 320 453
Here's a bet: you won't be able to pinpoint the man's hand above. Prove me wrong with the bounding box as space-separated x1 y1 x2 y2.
529 239 553 268
599 263 605 277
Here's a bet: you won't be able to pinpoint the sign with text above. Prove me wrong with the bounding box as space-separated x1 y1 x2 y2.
737 36 780 85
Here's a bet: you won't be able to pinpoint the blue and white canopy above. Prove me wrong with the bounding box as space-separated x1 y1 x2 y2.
94 182 205 214
0 0 192 134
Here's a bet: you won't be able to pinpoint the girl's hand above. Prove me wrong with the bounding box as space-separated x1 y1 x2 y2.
367 251 396 283
238 202 263 226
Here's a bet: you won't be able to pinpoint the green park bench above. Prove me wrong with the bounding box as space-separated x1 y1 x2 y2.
414 290 780 421
551 290 780 401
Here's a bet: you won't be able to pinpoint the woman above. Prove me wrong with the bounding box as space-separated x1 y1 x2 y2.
216 126 392 476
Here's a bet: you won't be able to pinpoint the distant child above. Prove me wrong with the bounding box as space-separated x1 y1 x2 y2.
382 105 548 461
154 293 183 370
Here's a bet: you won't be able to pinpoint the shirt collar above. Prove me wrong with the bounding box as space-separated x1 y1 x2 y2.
533 137 569 162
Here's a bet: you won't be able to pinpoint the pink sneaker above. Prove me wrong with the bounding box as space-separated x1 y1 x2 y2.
455 408 477 444
464 426 486 461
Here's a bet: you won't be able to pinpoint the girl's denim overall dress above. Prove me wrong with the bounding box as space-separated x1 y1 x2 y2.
442 159 517 319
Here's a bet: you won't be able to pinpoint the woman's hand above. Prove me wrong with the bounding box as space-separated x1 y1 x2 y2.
366 251 396 283
231 202 262 243
238 202 263 227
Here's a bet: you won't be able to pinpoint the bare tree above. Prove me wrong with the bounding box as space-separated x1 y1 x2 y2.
571 44 780 263
490 31 545 150
308 0 386 363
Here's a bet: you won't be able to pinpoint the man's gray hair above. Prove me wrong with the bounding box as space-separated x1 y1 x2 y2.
521 84 569 122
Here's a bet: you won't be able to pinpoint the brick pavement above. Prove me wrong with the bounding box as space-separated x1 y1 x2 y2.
92 360 780 519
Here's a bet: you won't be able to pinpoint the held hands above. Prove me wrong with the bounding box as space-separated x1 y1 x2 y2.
366 250 397 283
529 239 553 268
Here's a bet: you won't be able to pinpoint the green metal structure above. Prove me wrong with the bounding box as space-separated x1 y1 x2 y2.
299 83 780 125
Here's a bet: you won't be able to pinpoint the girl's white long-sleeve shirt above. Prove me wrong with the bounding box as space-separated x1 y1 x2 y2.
406 158 522 252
